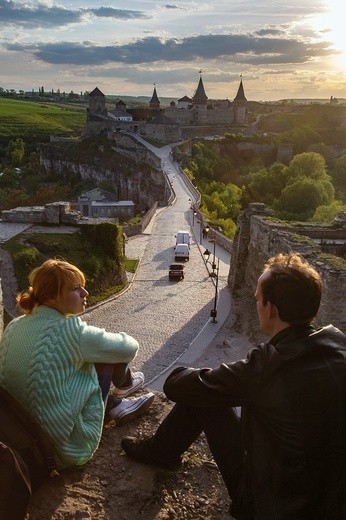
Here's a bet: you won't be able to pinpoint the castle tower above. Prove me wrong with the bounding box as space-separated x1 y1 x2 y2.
88 87 107 116
192 72 208 123
149 85 160 110
116 99 127 110
233 76 247 124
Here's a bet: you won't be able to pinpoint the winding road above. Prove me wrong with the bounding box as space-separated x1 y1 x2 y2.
84 141 232 385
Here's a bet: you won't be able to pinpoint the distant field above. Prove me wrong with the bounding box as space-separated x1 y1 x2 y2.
0 98 86 139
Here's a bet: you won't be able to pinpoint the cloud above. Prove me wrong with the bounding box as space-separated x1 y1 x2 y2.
87 7 149 20
255 28 286 36
164 4 184 9
0 0 149 29
5 33 335 67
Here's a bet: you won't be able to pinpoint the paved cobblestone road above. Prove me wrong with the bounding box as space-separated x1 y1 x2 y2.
84 145 231 383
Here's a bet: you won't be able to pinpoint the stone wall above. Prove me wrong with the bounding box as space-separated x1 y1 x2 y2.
229 203 346 333
1 202 80 225
122 202 158 237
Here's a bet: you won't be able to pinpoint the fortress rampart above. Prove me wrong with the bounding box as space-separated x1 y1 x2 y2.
229 203 346 333
1 202 80 225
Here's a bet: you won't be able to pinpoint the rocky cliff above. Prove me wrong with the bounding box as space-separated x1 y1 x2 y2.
40 139 167 212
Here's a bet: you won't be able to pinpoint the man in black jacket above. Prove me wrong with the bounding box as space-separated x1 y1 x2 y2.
122 252 346 519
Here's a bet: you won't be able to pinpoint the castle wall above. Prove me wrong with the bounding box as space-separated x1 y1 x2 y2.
1 202 81 225
229 203 346 333
164 107 193 125
164 105 239 126
236 142 274 154
205 108 235 125
144 123 180 143
82 117 146 139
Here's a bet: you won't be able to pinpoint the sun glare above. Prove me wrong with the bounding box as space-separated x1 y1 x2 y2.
312 1 346 67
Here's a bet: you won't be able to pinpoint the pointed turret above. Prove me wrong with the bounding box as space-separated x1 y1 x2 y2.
193 75 208 105
234 77 247 102
149 85 160 110
233 76 247 124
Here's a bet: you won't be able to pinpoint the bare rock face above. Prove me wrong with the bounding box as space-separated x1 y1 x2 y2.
40 139 166 212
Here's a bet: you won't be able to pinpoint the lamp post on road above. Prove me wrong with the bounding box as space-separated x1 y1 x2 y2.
197 220 202 244
188 198 197 226
204 225 216 275
210 258 219 323
203 223 210 244
203 249 219 323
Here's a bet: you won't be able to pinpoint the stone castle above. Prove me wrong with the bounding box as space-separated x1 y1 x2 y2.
82 75 248 143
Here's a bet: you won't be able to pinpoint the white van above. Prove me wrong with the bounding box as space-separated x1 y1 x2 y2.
174 243 189 261
175 230 190 248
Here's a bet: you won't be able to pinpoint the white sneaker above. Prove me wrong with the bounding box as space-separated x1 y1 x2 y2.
111 371 144 398
108 393 155 426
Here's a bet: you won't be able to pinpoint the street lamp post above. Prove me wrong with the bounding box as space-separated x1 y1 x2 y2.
197 220 202 244
205 226 216 275
208 238 216 274
210 258 219 323
203 223 210 244
203 248 219 323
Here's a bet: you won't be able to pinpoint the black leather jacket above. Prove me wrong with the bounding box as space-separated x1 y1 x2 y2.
164 325 346 520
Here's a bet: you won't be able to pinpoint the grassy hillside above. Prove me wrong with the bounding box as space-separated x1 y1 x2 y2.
0 98 86 141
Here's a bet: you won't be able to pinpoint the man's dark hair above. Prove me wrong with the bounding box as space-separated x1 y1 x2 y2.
261 252 322 325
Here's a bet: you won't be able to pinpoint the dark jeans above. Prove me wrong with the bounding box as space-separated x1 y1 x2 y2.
150 403 245 504
94 363 133 409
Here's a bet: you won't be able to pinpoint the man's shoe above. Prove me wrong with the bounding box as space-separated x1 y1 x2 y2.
121 436 182 470
111 371 144 398
108 393 155 425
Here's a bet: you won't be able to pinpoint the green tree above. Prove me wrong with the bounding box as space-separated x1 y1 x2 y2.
6 138 25 166
201 192 228 219
312 200 346 223
274 177 334 221
282 125 322 154
0 188 30 211
0 168 18 189
246 163 288 205
32 185 70 205
330 154 346 187
190 142 217 183
308 143 337 170
286 152 327 182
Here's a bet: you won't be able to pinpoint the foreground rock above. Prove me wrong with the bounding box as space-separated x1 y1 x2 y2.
28 392 232 520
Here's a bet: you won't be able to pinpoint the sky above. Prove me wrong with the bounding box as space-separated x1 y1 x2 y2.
1 0 346 102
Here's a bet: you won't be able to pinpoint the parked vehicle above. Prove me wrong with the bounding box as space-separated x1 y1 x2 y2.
175 230 190 248
175 243 189 261
169 263 185 280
